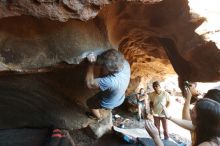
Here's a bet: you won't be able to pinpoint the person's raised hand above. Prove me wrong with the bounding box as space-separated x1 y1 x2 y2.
86 52 96 63
182 84 192 100
145 120 159 139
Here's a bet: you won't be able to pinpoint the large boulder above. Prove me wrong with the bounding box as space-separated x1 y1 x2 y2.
0 0 218 137
0 0 219 82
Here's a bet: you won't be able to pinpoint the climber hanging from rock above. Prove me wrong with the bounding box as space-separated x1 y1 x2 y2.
85 49 131 121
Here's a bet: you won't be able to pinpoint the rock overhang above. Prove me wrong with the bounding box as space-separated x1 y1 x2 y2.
0 0 219 81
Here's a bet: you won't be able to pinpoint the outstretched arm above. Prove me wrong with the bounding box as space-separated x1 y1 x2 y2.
85 53 99 89
169 116 194 131
85 64 99 89
182 86 192 120
179 78 192 120
162 104 195 131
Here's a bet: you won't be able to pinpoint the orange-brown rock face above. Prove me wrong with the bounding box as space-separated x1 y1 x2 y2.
99 0 220 82
0 0 219 130
0 0 219 82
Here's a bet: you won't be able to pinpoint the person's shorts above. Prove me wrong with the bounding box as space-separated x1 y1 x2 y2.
86 95 102 109
86 90 110 110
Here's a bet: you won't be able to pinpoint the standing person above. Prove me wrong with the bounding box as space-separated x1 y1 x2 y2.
136 88 149 121
149 81 171 139
85 49 131 121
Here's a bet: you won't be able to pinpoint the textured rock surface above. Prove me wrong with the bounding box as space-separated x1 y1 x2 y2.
0 0 219 82
0 0 111 21
0 16 110 70
0 64 91 129
0 0 162 21
100 0 220 82
0 0 219 135
86 109 112 139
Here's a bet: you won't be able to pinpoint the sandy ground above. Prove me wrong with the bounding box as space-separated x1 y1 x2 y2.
71 95 192 145
112 95 191 144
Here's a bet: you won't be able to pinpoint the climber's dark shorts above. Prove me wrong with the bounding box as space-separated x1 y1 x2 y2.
86 91 110 110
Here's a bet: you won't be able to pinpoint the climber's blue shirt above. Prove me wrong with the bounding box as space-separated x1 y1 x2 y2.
95 60 130 109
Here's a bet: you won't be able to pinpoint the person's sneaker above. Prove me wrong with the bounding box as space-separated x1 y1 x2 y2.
136 114 141 121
